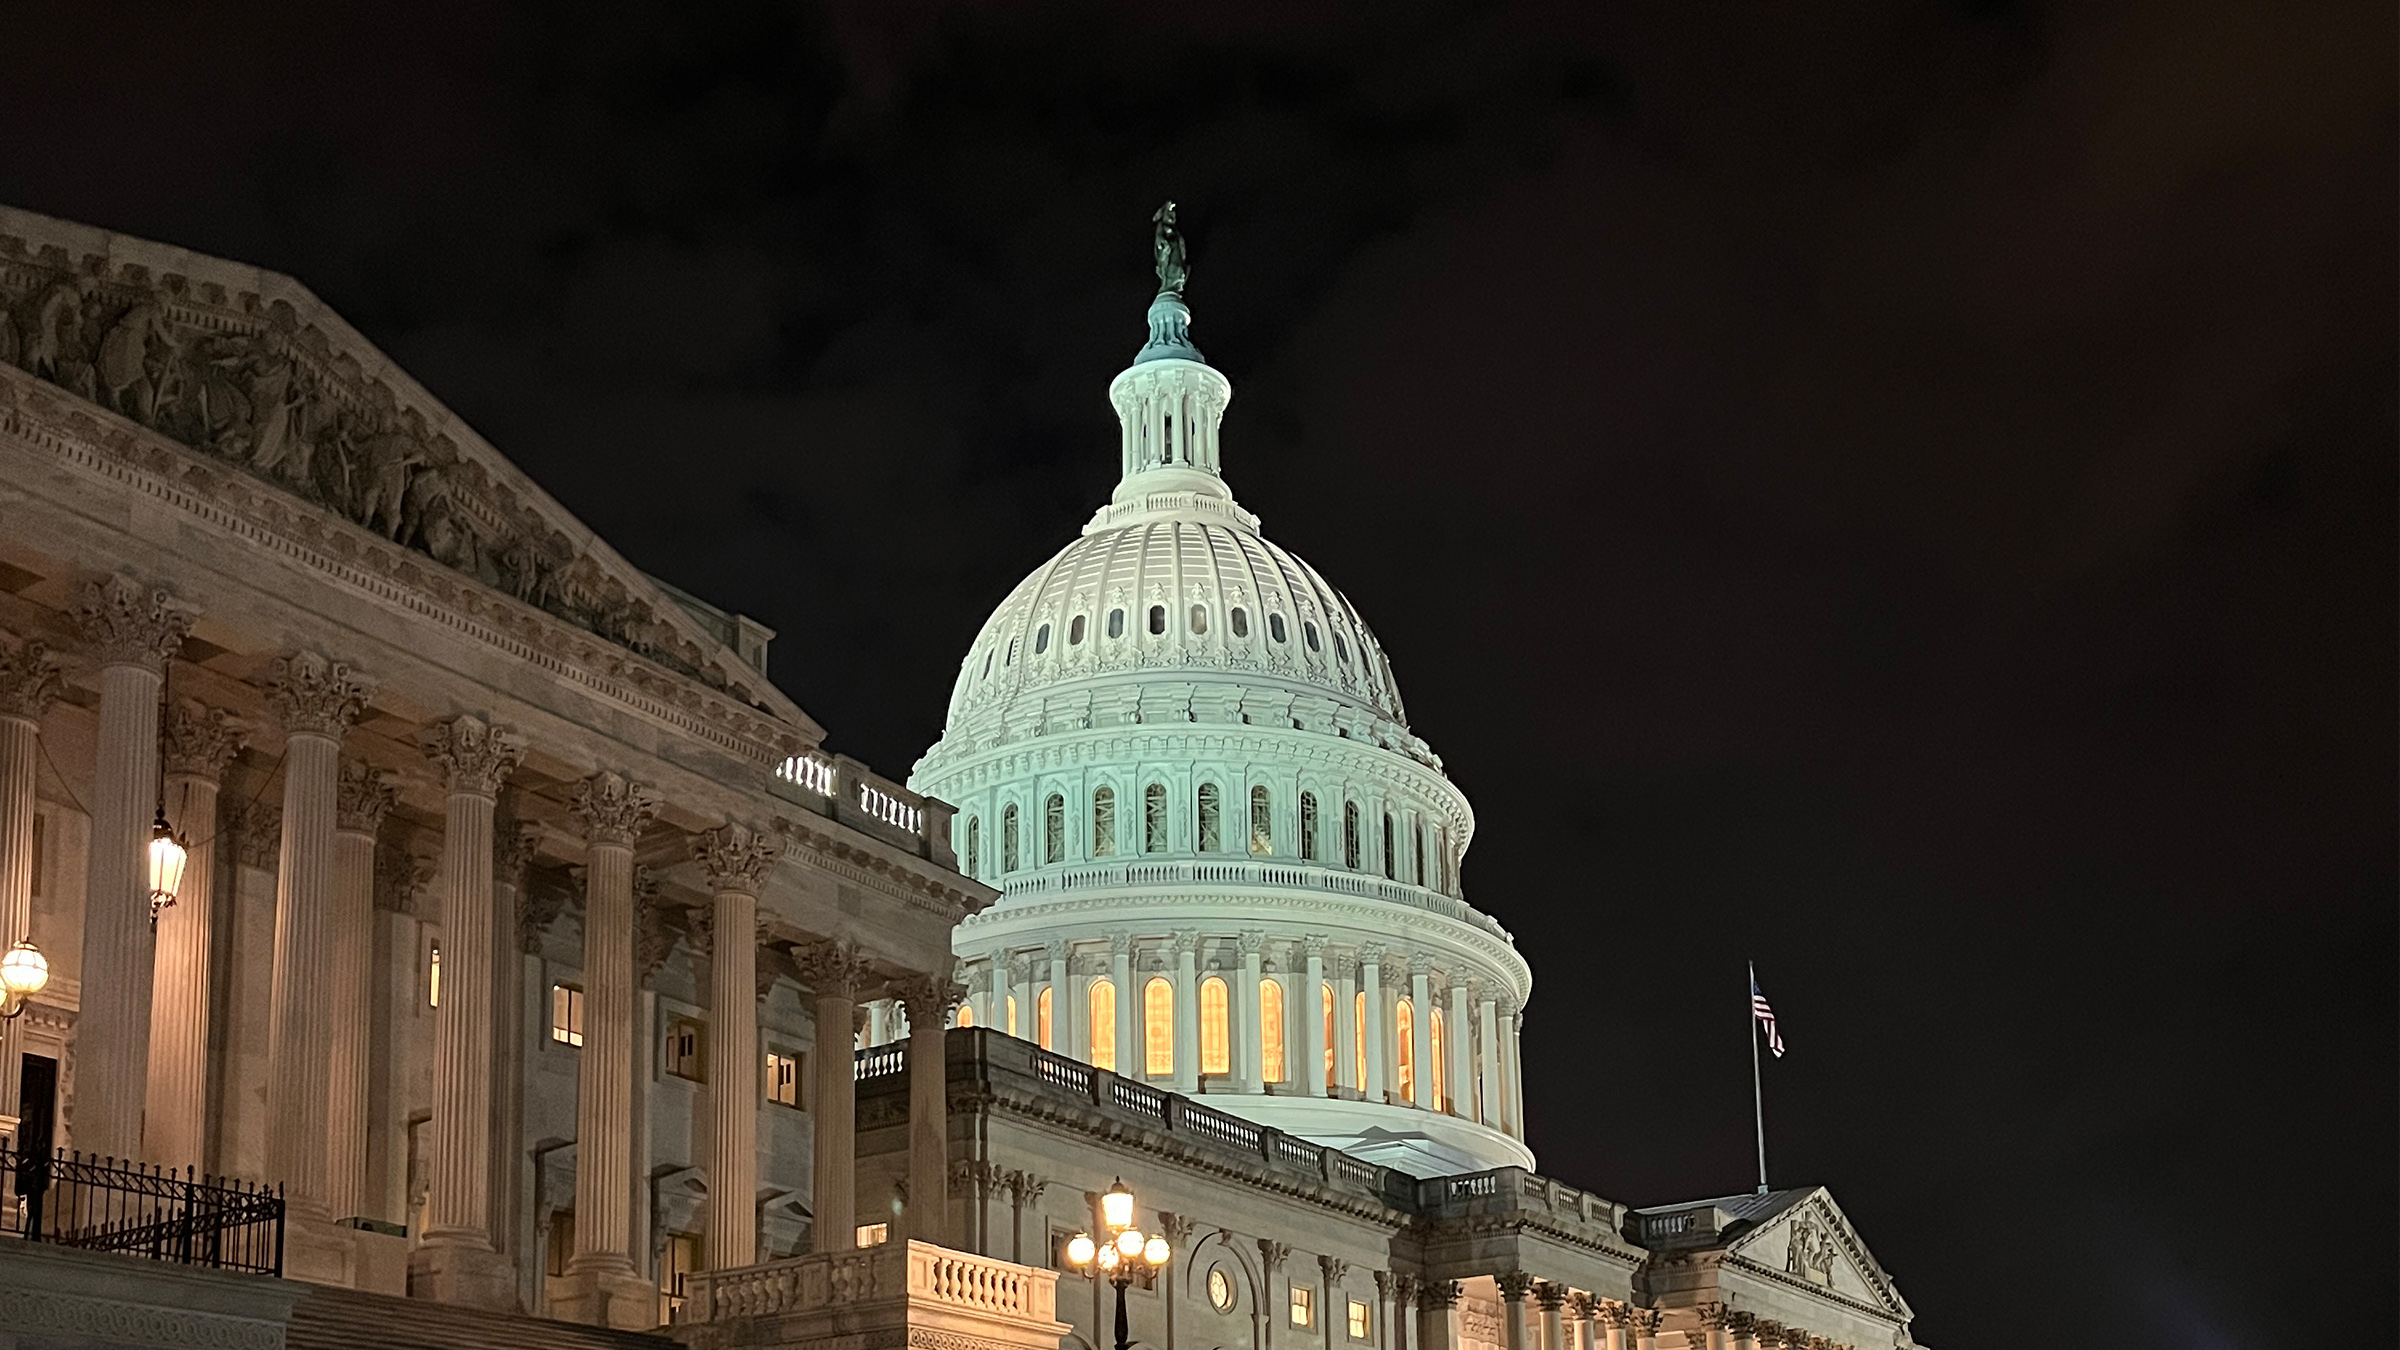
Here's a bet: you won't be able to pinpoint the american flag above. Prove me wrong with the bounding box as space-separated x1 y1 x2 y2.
1751 975 1785 1058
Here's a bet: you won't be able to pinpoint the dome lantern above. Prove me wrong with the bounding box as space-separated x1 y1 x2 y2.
1104 205 1240 524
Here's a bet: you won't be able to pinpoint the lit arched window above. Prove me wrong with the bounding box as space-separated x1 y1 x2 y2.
1006 994 1018 1038
1382 813 1397 879
1299 792 1319 862
1043 793 1065 865
1147 605 1166 636
1395 999 1416 1102
1089 979 1117 1072
1343 801 1361 870
1431 1008 1447 1111
957 1002 975 1028
1037 987 1054 1050
1249 786 1272 855
1196 783 1222 852
1144 977 1174 1077
965 816 980 876
1200 976 1230 1076
1144 783 1168 853
1260 979 1286 1083
1352 990 1367 1090
1001 804 1020 872
1034 623 1050 655
1092 786 1116 858
1322 983 1337 1089
1189 604 1208 635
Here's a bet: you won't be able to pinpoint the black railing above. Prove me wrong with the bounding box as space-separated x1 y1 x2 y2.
1 1147 284 1275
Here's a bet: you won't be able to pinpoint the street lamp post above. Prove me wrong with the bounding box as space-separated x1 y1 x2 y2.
1063 1178 1172 1350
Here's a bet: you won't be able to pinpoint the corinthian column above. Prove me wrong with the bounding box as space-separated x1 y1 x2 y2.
264 651 370 1221
145 703 240 1172
694 823 777 1271
795 940 870 1253
410 717 526 1308
327 759 396 1221
897 971 960 1243
558 771 658 1328
72 577 191 1162
0 639 62 1142
1408 953 1435 1110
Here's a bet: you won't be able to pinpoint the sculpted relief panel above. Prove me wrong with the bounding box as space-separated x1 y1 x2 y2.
0 234 744 698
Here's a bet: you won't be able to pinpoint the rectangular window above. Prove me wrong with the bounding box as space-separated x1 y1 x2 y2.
667 1018 706 1081
765 1050 800 1107
856 1222 890 1247
427 941 441 1008
551 984 585 1046
658 1231 701 1325
1290 1285 1314 1328
1349 1299 1372 1340
546 1209 576 1277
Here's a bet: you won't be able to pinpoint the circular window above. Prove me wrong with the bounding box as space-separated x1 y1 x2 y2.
1207 1267 1234 1312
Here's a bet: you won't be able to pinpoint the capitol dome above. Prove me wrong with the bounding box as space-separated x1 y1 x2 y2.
912 262 1532 1177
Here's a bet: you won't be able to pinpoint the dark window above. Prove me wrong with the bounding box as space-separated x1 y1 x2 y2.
1381 813 1396 879
1006 638 1019 666
1044 794 1065 864
1189 604 1209 635
1231 607 1250 638
1034 624 1050 655
1343 801 1361 869
1196 783 1222 852
1144 783 1168 853
1070 614 1087 645
1269 614 1287 644
1299 793 1319 862
1107 609 1125 639
1148 605 1167 636
1333 634 1349 664
1304 622 1321 652
1002 805 1021 872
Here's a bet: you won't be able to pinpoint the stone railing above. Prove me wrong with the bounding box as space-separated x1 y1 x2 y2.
772 751 958 870
680 1239 1062 1349
1414 1165 1632 1252
990 856 1507 939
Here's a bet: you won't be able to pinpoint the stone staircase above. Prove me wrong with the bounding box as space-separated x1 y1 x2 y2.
287 1284 684 1350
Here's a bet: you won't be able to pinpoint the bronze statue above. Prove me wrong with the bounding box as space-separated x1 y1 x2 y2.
1152 201 1189 297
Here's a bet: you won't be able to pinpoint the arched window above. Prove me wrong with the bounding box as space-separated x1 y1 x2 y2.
1382 813 1397 879
1147 605 1166 636
1144 977 1174 1077
1413 824 1426 885
1431 1008 1447 1112
1144 783 1168 854
1196 783 1222 852
1200 976 1230 1076
956 1003 975 1028
1395 999 1416 1103
1034 623 1050 655
1089 979 1117 1072
1189 604 1209 635
1043 794 1065 864
1249 785 1272 855
1352 991 1367 1090
965 816 980 876
1006 637 1018 666
1107 609 1125 639
1343 801 1361 870
1006 994 1018 1039
1037 987 1054 1051
1260 979 1286 1083
1269 613 1288 644
1433 825 1448 892
1304 621 1321 652
1231 607 1250 638
1333 633 1349 664
1070 614 1087 645
1299 792 1319 862
1322 983 1337 1089
1001 804 1020 872
1092 786 1116 858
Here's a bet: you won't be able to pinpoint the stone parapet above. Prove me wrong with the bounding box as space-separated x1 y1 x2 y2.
675 1239 1065 1350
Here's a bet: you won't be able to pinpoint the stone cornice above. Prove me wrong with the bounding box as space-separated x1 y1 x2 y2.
772 815 981 924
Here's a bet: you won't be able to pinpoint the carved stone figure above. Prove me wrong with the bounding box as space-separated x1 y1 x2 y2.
1152 201 1189 297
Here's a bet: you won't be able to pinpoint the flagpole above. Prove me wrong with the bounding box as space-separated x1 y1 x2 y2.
1750 959 1768 1195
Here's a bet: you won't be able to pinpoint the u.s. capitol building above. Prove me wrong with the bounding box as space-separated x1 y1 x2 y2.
0 199 1926 1350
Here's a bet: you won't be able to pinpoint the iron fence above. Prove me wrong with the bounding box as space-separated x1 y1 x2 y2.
0 1147 283 1275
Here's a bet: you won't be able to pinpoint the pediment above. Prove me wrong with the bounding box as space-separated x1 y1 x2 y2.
1727 1188 1911 1321
0 204 815 738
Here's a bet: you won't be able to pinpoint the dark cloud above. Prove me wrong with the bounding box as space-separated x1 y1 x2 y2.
4 1 2390 1345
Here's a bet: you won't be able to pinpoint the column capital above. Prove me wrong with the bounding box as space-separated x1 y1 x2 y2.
267 651 373 739
518 875 568 953
1358 942 1386 968
1568 1292 1597 1319
333 758 398 836
163 701 244 781
1256 1238 1291 1271
1238 929 1265 956
1318 1254 1350 1285
896 972 964 1026
0 637 64 722
1534 1281 1568 1311
1043 937 1069 964
1416 1279 1461 1311
693 822 780 894
1302 933 1328 959
232 804 283 872
1107 930 1132 958
794 939 873 1000
1496 1270 1537 1302
73 575 191 671
634 871 681 987
421 715 525 799
1408 950 1435 978
495 819 541 888
572 769 659 845
1170 928 1200 957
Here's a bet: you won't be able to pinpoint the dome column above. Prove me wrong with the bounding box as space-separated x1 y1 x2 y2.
1236 931 1265 1093
1359 946 1388 1103
1299 937 1327 1097
1170 931 1199 1093
1475 986 1503 1126
1497 999 1523 1139
1408 954 1436 1111
1333 957 1359 1096
1445 977 1473 1117
1045 941 1068 1053
1109 933 1135 1076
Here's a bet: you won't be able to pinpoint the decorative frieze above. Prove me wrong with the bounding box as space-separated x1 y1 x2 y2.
266 651 372 739
71 574 191 670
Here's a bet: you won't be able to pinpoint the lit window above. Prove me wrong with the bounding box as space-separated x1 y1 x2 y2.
1299 792 1318 862
1432 1008 1447 1111
1143 783 1167 853
1352 991 1366 1089
1208 1267 1235 1311
1189 604 1208 635
1200 976 1230 1075
1249 786 1272 855
1070 614 1087 645
1144 977 1174 1077
1395 999 1415 1102
1196 783 1222 852
1291 1285 1314 1328
1092 787 1117 858
1382 813 1396 880
1107 609 1125 639
427 941 441 1008
1034 623 1050 655
1147 605 1166 636
765 1050 800 1107
1037 987 1054 1050
658 1231 701 1325
856 1222 889 1247
1343 802 1361 870
1002 804 1021 872
1231 607 1249 638
551 984 585 1046
1322 983 1337 1089
1006 994 1019 1038
965 816 980 876
1089 979 1117 1072
956 1002 975 1028
1260 979 1286 1083
1349 1299 1372 1340
1269 613 1287 644
667 1018 706 1081
1044 793 1065 865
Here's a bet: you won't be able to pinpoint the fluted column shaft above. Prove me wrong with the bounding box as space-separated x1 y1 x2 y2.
0 641 61 1137
801 942 866 1252
1445 981 1473 1118
1299 942 1326 1097
146 720 229 1175
1171 936 1198 1093
1536 1290 1566 1350
1506 1009 1528 1139
1334 963 1358 1094
327 762 393 1220
1477 997 1503 1125
1109 939 1134 1076
80 660 165 1162
1360 952 1386 1102
1498 1277 1531 1350
1497 1003 1522 1139
1409 962 1435 1110
899 975 955 1243
572 836 635 1268
1237 933 1264 1092
696 822 776 1271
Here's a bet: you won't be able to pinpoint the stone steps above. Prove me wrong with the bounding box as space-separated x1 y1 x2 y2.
287 1284 683 1350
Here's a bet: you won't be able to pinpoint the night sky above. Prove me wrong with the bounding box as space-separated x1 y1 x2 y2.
7 2 2392 1345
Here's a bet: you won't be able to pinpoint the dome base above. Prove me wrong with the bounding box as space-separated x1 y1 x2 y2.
1194 1089 1534 1178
